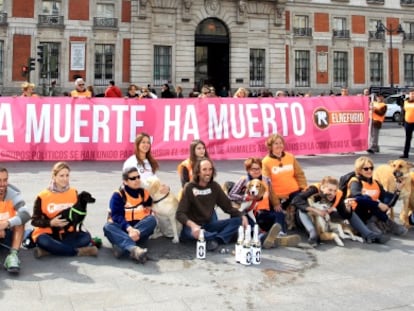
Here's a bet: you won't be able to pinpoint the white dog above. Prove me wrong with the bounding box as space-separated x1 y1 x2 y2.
309 199 363 247
142 176 182 243
239 179 267 223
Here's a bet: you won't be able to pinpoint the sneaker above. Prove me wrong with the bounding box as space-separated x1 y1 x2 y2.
275 234 301 247
263 223 282 249
367 217 383 234
112 244 123 259
129 246 148 263
386 219 408 236
365 232 389 244
4 250 20 273
366 149 375 154
34 247 50 259
400 155 409 159
206 239 219 252
77 246 98 257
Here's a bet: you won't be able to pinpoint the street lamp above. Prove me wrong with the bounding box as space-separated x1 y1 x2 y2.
376 21 404 91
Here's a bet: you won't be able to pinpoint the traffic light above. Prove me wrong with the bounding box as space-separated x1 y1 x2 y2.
28 57 35 71
21 65 28 77
37 45 44 64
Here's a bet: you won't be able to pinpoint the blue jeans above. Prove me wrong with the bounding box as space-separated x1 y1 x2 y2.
180 216 242 244
103 215 156 255
36 231 92 256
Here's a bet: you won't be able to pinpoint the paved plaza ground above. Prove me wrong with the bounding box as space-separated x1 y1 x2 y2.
1 121 414 310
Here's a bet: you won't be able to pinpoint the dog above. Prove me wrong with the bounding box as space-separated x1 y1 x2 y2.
373 159 413 226
142 176 182 243
59 191 96 231
239 179 267 223
308 196 363 246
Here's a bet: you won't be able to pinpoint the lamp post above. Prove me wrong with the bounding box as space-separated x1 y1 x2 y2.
376 21 404 91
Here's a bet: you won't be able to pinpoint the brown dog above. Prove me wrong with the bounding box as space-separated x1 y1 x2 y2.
373 159 413 226
239 179 267 223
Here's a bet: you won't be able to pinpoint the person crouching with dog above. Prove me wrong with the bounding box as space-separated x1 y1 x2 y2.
31 162 98 258
292 176 389 247
176 158 248 252
103 167 157 263
227 157 300 248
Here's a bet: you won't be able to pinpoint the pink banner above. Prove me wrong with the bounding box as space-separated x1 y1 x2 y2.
0 96 368 161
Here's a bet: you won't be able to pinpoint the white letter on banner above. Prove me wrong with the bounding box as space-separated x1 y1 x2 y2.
92 105 110 143
260 104 277 137
0 103 14 142
290 102 306 136
164 105 180 141
208 104 229 139
26 104 50 143
229 104 246 139
182 105 200 140
53 104 72 143
130 105 145 142
275 103 289 136
112 105 129 142
245 103 261 138
73 104 89 143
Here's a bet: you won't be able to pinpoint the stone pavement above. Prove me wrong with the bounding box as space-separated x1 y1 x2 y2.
2 122 414 310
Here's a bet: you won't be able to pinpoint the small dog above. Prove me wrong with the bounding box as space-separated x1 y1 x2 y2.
59 191 96 231
142 176 181 243
373 159 413 226
239 179 267 223
308 197 363 246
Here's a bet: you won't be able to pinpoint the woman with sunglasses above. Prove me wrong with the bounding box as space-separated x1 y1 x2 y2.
347 156 407 236
103 166 156 263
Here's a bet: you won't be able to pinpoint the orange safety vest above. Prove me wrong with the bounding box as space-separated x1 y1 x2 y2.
372 101 386 122
70 89 92 98
177 159 193 182
263 153 300 197
0 199 16 221
348 177 380 210
108 189 151 222
404 100 414 123
32 188 77 242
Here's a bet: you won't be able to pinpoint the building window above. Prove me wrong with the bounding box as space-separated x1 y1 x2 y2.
97 3 114 17
404 54 414 86
293 15 312 37
249 49 265 87
42 1 60 15
370 52 383 86
153 45 172 86
333 51 348 87
333 17 349 38
38 42 60 86
403 22 414 41
94 44 114 86
369 19 384 40
295 50 310 87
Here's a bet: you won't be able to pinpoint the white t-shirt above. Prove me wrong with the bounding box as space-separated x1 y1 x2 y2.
123 155 156 182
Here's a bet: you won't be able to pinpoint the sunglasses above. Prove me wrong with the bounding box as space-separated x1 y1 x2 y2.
362 166 374 171
127 175 140 181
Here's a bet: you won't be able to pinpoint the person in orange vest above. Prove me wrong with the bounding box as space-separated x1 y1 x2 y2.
292 176 388 246
347 156 407 236
0 167 31 273
401 89 414 158
227 157 300 248
31 162 98 258
70 78 92 98
367 93 387 154
103 166 156 263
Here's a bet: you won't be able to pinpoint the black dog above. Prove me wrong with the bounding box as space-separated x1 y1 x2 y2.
58 191 96 231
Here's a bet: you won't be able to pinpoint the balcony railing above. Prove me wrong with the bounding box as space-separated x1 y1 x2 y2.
369 31 385 40
404 32 414 41
401 0 414 6
0 12 7 25
93 17 118 29
38 15 64 27
366 0 384 4
293 27 312 37
333 29 350 39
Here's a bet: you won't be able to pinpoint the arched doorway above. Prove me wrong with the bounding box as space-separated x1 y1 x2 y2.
195 18 230 93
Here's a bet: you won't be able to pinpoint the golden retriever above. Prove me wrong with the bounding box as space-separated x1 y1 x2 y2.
142 176 182 243
308 197 363 246
373 159 413 226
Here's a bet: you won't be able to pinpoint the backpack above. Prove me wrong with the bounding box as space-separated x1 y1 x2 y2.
338 171 357 196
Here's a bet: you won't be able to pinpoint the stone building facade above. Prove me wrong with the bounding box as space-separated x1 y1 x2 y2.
1 0 414 95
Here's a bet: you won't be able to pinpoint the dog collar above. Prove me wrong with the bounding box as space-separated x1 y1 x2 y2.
153 191 170 204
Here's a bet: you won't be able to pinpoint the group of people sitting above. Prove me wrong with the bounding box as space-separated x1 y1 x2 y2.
0 132 410 274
